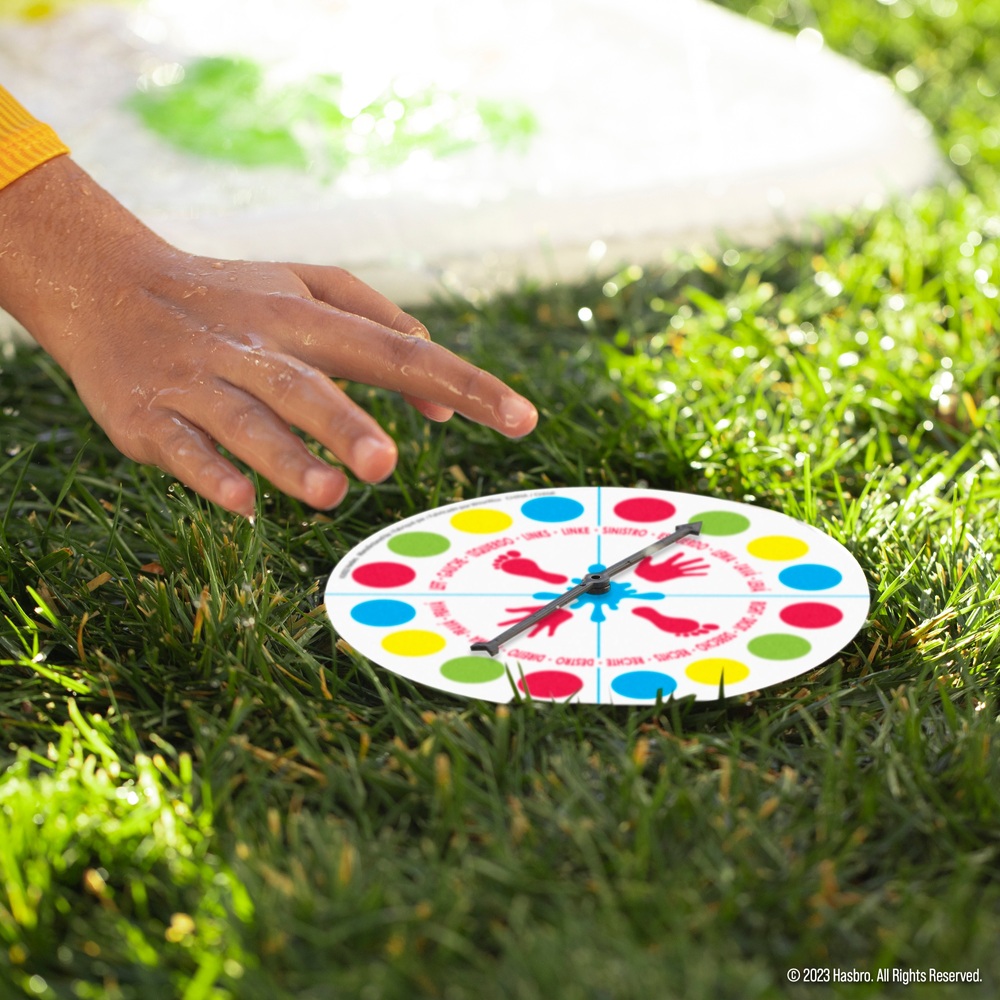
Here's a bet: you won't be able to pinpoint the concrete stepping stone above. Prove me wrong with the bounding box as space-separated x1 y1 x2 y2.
1 0 945 310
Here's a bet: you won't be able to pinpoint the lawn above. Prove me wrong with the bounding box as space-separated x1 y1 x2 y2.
2 1 1000 997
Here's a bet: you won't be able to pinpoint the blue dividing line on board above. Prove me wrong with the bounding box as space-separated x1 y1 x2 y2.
596 486 603 567
595 487 603 664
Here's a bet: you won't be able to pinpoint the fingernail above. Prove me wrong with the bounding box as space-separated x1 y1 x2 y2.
499 395 537 430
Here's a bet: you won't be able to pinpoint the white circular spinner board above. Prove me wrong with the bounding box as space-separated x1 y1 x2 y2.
324 488 869 704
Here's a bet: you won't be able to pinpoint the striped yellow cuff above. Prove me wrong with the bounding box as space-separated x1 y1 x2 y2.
0 85 69 190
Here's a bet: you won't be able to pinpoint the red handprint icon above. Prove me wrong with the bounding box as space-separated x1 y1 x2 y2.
497 605 574 639
635 551 710 583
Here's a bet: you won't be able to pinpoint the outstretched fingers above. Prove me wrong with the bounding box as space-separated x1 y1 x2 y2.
369 328 538 436
290 263 427 337
154 375 384 511
136 412 258 517
289 263 457 423
215 348 399 485
278 296 538 437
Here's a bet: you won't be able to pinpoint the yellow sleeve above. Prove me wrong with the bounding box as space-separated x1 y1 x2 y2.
0 85 70 190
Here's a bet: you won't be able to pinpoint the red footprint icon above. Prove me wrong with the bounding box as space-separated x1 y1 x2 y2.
632 606 718 637
494 550 568 584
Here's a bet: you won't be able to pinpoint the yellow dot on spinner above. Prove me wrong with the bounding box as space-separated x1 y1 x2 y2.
382 630 447 657
685 658 751 686
449 509 514 534
746 534 809 561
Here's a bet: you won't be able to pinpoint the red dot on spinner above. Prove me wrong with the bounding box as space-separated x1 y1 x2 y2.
779 602 844 629
517 670 585 700
613 497 677 523
351 562 417 588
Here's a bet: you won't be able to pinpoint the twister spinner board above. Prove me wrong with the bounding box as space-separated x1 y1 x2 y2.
324 488 869 704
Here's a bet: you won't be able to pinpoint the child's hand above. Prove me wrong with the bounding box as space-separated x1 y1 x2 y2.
0 157 538 517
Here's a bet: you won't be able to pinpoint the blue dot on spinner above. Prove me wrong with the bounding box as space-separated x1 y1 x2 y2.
611 670 678 701
350 599 417 628
778 563 843 591
521 496 586 523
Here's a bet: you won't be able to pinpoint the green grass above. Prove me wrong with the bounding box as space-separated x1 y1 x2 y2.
3 1 1000 997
